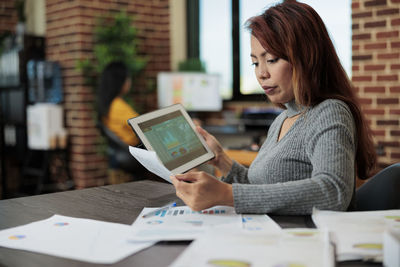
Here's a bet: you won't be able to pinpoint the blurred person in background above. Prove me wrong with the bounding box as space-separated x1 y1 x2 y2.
97 61 140 146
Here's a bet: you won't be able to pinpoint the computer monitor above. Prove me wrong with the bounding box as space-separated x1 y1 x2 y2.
157 72 222 112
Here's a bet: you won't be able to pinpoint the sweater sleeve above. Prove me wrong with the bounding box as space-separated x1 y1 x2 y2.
231 100 356 215
221 161 250 184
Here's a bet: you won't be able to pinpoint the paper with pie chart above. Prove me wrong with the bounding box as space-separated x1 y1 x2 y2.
0 214 155 264
130 206 243 241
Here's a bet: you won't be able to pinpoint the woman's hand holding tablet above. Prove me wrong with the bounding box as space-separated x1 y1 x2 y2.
127 104 215 175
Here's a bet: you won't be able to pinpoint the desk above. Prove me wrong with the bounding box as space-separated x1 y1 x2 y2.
0 180 380 267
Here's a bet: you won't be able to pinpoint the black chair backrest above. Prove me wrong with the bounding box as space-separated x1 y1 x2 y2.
96 121 146 176
355 163 400 211
97 121 128 152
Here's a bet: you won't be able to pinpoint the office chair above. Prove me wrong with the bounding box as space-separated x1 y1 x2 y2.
355 163 400 211
96 121 152 181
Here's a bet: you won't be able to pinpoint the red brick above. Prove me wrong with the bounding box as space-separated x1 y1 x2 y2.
352 54 373 61
353 33 372 40
377 124 400 131
390 86 400 93
377 75 398 81
390 109 400 114
352 24 360 30
392 18 400 26
377 98 399 104
365 20 386 28
352 2 360 9
377 8 399 16
365 0 387 6
392 153 400 159
352 65 360 71
364 64 386 71
392 41 400 48
364 86 386 93
390 130 400 136
364 42 387 50
352 75 373 82
377 31 399 39
363 108 385 115
377 53 400 60
352 11 373 18
377 140 400 146
391 64 400 70
359 98 373 105
372 130 386 136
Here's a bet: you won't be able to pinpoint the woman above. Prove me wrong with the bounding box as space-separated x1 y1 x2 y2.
171 0 376 215
98 61 140 146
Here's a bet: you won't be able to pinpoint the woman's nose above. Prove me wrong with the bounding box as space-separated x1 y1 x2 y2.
258 66 269 79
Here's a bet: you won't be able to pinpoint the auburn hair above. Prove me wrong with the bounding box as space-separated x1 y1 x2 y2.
246 0 376 179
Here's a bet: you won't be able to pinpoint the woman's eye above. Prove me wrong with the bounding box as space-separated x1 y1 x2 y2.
251 62 259 67
267 58 279 64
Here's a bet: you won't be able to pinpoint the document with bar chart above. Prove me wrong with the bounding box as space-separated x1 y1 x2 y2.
130 206 242 241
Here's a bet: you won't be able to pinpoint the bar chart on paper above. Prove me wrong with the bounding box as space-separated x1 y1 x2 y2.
156 207 227 217
130 206 242 241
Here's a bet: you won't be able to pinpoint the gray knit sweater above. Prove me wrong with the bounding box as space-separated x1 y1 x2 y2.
222 99 356 215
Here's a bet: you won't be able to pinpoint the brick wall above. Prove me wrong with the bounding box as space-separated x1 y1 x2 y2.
46 0 170 188
0 0 18 34
352 0 400 169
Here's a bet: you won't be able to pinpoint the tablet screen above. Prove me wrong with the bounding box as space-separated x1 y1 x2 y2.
128 104 214 174
138 110 207 170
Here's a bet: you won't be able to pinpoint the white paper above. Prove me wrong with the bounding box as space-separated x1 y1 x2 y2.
312 208 400 262
130 206 242 241
129 146 172 183
384 227 400 267
0 215 155 264
170 228 334 267
241 214 281 233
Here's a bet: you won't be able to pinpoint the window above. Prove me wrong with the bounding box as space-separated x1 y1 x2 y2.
198 0 351 101
199 0 233 99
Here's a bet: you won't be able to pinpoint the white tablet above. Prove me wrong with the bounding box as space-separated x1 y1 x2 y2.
127 104 215 174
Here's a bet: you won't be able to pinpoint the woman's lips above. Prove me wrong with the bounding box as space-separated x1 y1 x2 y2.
262 86 277 95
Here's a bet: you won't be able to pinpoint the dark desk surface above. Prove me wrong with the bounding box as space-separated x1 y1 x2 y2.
0 180 380 267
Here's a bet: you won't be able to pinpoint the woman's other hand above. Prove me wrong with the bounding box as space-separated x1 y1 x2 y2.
197 126 233 177
171 172 234 211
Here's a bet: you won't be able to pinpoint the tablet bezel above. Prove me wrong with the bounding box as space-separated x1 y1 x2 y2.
127 104 215 174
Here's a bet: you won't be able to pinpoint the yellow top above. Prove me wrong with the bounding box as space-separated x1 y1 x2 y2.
103 97 140 146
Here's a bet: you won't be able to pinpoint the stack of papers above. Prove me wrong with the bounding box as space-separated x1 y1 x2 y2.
9 203 390 265
312 208 400 262
0 207 282 264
